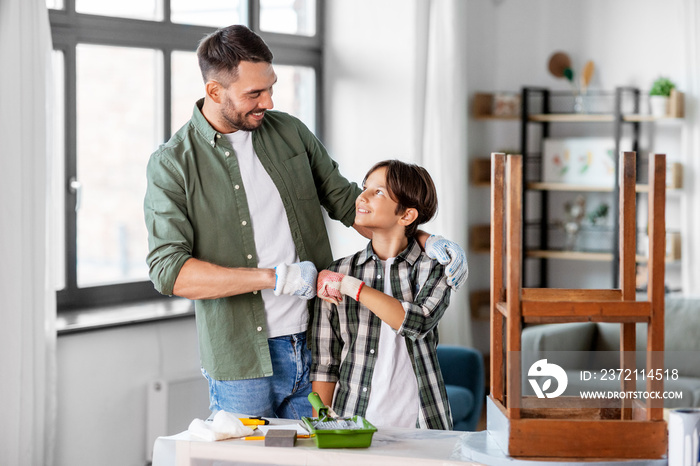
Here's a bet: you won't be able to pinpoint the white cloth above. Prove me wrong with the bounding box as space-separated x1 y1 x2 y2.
187 411 254 441
364 258 420 428
223 131 307 338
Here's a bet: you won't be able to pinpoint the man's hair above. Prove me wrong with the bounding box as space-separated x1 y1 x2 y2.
363 160 438 238
196 25 273 86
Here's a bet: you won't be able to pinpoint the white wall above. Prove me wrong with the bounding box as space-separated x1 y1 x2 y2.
480 0 686 93
55 318 206 466
323 0 426 258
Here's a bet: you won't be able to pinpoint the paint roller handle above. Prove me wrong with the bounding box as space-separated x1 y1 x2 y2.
308 391 329 420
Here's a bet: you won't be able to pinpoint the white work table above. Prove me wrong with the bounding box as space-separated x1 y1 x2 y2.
153 424 481 466
153 426 667 466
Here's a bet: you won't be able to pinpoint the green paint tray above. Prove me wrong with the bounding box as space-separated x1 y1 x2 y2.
302 392 377 448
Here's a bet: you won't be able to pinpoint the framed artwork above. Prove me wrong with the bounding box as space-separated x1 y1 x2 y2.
542 137 632 187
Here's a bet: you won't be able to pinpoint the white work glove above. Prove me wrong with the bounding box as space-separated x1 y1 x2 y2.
316 270 365 305
273 261 318 300
425 235 468 290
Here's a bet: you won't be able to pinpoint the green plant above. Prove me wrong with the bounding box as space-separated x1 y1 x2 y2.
587 203 609 225
649 77 676 97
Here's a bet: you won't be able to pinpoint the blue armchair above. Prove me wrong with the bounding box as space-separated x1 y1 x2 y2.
436 345 485 431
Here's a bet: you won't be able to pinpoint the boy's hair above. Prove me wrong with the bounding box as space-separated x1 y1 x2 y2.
196 25 274 87
363 160 438 238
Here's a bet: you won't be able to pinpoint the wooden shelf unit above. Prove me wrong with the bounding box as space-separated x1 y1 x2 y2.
470 158 492 186
520 86 684 288
528 113 684 123
527 162 682 193
526 249 613 261
528 113 615 122
472 92 521 120
527 248 680 264
475 114 519 121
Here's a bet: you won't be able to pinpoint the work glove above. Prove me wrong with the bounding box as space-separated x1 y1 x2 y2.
425 235 469 290
273 261 318 300
316 270 364 305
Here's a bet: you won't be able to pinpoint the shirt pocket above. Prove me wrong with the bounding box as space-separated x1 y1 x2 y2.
283 152 317 200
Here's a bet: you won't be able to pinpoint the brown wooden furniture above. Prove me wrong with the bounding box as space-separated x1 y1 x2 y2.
488 151 667 459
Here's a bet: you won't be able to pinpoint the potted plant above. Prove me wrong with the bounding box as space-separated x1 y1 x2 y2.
649 77 675 117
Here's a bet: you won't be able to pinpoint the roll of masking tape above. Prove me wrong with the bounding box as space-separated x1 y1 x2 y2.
668 408 700 466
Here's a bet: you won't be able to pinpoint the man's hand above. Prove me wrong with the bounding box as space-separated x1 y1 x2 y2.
425 235 468 290
317 270 364 305
273 261 318 299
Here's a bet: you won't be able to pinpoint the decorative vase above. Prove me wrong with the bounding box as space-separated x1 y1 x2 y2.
564 223 580 251
649 95 669 117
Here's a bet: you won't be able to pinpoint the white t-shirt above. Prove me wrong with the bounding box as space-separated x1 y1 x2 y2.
363 257 420 427
223 130 307 338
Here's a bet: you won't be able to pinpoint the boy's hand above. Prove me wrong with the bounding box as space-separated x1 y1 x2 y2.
425 235 469 290
317 270 364 304
317 270 343 304
274 261 318 299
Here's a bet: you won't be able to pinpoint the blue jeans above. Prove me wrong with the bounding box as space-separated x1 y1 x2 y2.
202 332 312 419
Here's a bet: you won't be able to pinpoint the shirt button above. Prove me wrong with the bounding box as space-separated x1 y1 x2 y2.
242 220 247 226
377 275 381 279
216 134 221 139
370 349 375 354
362 387 368 392
247 254 253 259
253 291 258 295
257 326 263 332
235 185 240 189
225 151 230 156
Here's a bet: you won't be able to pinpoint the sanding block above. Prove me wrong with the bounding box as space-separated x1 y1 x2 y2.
264 429 297 447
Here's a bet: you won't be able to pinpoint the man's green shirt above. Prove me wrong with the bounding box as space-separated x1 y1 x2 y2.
144 100 360 380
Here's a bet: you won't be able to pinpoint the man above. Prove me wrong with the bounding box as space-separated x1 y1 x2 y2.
144 24 467 419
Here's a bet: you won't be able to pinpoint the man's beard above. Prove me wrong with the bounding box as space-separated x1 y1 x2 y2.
221 98 265 132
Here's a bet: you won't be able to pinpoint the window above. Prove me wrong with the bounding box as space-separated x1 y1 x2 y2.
48 0 323 310
170 0 247 27
260 0 316 36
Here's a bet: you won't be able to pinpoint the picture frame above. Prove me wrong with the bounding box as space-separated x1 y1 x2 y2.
542 137 633 187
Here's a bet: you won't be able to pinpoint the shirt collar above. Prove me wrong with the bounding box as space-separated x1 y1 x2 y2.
357 236 421 266
191 98 221 147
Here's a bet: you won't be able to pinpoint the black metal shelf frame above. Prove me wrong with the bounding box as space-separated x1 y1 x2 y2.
520 86 642 288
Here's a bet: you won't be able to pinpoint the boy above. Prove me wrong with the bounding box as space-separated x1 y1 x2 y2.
310 160 460 430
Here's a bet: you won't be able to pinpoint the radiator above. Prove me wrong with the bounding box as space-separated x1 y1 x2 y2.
146 374 209 461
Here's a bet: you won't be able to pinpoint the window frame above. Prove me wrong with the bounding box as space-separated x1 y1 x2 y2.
49 0 324 311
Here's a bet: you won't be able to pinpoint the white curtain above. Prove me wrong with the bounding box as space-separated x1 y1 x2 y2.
681 0 700 294
0 0 57 464
419 0 472 346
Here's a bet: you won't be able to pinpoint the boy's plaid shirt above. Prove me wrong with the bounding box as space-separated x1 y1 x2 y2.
309 238 453 429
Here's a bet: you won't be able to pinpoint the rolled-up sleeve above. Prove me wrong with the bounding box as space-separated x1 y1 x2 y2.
397 263 451 340
143 151 193 295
